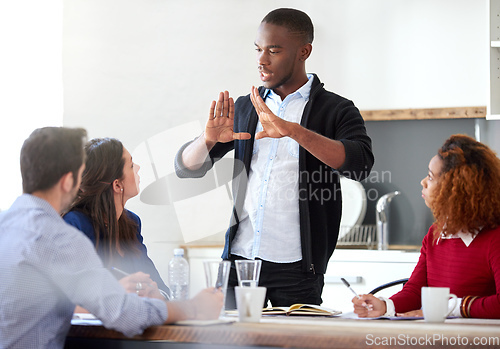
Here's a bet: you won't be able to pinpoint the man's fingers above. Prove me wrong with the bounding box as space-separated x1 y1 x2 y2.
223 91 230 117
233 132 251 140
250 87 259 113
208 100 216 120
228 97 235 120
215 92 224 118
255 131 267 140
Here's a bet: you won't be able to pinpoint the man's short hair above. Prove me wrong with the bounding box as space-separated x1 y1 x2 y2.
262 8 314 44
20 127 87 193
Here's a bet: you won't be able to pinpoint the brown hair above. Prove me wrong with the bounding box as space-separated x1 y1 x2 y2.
65 138 139 262
21 127 87 193
432 134 500 239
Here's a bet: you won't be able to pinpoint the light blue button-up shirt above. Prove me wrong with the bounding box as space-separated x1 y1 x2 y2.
232 75 313 263
0 194 167 349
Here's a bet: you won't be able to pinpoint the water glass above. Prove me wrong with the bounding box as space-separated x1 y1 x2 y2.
203 260 231 317
235 259 262 287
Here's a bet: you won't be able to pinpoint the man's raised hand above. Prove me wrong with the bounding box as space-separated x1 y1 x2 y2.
250 86 292 140
204 91 251 146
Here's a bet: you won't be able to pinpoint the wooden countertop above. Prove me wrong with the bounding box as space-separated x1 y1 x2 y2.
67 316 500 349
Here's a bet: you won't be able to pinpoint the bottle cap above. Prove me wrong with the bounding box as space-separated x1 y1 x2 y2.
173 248 184 256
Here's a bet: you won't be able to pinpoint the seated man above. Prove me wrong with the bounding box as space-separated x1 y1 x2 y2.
0 127 223 349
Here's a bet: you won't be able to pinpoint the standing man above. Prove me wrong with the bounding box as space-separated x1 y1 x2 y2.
175 8 374 307
0 127 222 349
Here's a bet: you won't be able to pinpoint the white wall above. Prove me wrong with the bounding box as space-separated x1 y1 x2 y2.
0 1 63 211
62 0 496 283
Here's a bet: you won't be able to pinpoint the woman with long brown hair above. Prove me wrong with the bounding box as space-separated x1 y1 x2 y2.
353 134 500 318
64 138 169 298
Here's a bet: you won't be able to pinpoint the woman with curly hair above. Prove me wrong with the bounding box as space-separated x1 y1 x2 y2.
63 138 169 299
352 134 500 318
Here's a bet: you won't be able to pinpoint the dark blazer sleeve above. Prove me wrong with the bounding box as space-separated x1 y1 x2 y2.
334 99 374 180
63 211 97 245
174 136 236 179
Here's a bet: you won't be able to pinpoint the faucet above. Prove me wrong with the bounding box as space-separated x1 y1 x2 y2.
376 191 401 250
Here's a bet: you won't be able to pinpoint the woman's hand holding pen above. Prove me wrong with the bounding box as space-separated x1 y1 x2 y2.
352 294 386 318
118 272 163 300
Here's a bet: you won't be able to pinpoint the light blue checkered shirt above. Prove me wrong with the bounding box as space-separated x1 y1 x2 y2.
0 194 167 349
232 74 313 263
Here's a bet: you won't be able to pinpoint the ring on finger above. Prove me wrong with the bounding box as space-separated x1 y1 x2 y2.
136 282 143 290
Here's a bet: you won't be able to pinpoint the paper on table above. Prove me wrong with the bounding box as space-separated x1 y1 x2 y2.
71 313 102 326
370 316 424 320
174 319 235 326
339 312 423 320
72 313 98 320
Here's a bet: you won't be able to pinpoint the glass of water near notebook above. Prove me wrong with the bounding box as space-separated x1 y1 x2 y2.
235 259 262 287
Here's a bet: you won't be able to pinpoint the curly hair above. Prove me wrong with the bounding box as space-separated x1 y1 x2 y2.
432 134 500 239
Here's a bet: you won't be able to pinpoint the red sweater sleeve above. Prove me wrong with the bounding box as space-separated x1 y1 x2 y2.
389 226 432 313
469 228 500 318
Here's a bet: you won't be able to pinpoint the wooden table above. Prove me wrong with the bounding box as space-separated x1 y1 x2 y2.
66 316 500 349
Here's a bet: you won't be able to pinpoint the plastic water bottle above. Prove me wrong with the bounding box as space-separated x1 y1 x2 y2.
168 248 189 300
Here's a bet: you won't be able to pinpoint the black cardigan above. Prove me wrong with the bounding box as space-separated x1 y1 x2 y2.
175 74 374 274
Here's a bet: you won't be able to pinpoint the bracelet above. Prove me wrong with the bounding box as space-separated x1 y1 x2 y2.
466 296 479 318
460 296 471 318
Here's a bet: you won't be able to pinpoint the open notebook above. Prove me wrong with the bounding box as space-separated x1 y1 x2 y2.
262 304 341 317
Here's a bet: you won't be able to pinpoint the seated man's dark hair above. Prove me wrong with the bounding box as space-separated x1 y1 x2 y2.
21 127 87 193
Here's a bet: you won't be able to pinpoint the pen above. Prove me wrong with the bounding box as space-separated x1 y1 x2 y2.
110 267 170 300
340 277 372 311
111 266 129 277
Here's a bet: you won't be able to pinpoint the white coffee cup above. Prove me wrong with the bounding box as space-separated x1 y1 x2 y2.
235 286 266 323
421 287 457 323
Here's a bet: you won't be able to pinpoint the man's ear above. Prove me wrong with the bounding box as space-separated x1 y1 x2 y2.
299 43 312 62
60 172 74 193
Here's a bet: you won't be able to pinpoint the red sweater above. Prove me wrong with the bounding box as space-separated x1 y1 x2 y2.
390 225 500 318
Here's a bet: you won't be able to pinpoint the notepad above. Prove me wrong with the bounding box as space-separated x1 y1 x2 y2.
262 304 342 317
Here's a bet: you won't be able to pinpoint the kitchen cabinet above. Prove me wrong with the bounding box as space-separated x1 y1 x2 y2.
184 245 225 299
489 0 500 119
185 246 420 314
322 249 419 314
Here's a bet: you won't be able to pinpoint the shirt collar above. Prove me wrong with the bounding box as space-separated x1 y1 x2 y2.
264 73 314 101
438 229 479 247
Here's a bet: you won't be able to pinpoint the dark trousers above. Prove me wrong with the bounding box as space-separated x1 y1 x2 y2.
225 255 324 310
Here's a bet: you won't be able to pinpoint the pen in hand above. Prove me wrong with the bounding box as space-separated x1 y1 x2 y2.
110 267 170 300
111 266 130 277
340 277 372 311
